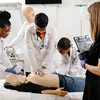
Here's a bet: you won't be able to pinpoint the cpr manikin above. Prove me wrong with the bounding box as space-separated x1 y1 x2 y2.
5 72 85 95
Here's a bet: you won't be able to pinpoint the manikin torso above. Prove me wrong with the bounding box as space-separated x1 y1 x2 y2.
6 73 59 88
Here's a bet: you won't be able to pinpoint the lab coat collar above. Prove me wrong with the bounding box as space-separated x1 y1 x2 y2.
27 21 35 26
33 25 37 34
70 44 73 54
0 37 4 42
45 25 49 34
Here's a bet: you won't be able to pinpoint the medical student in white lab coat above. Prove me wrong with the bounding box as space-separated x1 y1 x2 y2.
5 6 35 74
26 13 57 76
54 37 81 77
0 11 22 75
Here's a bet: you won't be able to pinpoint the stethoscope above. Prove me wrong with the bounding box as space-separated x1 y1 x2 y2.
36 31 46 49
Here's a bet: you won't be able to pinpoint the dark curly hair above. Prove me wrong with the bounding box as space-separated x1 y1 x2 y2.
35 13 48 28
58 37 71 50
0 10 11 28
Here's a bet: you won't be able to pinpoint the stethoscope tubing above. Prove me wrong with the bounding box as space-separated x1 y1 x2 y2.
37 32 46 48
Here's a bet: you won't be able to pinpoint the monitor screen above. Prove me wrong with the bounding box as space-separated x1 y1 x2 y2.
73 35 92 53
25 0 62 4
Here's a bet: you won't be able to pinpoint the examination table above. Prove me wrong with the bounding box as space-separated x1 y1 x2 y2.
0 79 83 100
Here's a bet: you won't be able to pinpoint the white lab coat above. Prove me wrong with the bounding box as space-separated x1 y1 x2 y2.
56 43 81 77
0 38 12 73
8 21 34 72
25 25 57 73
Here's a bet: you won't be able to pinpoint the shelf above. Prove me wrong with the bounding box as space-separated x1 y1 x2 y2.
0 2 22 10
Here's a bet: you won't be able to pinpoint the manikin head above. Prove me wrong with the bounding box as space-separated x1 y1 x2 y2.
0 10 11 38
57 37 71 55
22 6 35 23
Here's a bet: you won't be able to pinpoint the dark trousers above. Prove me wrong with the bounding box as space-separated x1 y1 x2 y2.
83 71 100 100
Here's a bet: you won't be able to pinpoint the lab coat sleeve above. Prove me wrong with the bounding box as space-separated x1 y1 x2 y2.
25 27 38 71
0 49 13 73
42 27 57 69
69 47 80 76
8 22 27 47
0 64 6 73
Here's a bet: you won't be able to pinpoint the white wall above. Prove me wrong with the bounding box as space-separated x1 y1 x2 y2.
0 0 99 68
0 0 98 41
21 0 98 67
22 0 97 42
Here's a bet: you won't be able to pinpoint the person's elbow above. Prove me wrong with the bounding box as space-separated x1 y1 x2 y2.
96 66 100 76
97 70 100 76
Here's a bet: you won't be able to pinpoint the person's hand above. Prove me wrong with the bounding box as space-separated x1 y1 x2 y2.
34 68 45 77
81 60 87 69
6 65 22 75
17 72 22 75
78 52 86 60
4 45 12 51
6 65 17 74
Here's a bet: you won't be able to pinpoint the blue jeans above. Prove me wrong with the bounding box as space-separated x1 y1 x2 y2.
58 74 85 92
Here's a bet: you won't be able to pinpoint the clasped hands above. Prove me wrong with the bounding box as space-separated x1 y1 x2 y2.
34 66 46 77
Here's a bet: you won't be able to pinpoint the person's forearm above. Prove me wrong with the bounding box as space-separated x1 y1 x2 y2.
0 64 7 73
9 37 21 47
85 64 100 76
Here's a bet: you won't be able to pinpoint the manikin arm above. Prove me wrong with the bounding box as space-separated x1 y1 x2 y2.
41 87 68 96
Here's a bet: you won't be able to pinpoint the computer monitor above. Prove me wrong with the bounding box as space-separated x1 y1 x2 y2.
25 0 62 4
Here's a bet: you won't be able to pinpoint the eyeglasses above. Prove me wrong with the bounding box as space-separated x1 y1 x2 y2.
56 48 63 54
36 26 47 33
36 29 46 33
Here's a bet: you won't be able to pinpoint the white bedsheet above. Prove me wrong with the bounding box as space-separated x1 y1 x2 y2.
0 79 83 100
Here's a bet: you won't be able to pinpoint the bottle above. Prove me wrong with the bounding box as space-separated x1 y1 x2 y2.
15 62 23 74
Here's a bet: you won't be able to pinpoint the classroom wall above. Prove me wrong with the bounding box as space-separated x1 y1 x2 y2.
0 0 99 68
0 0 97 42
